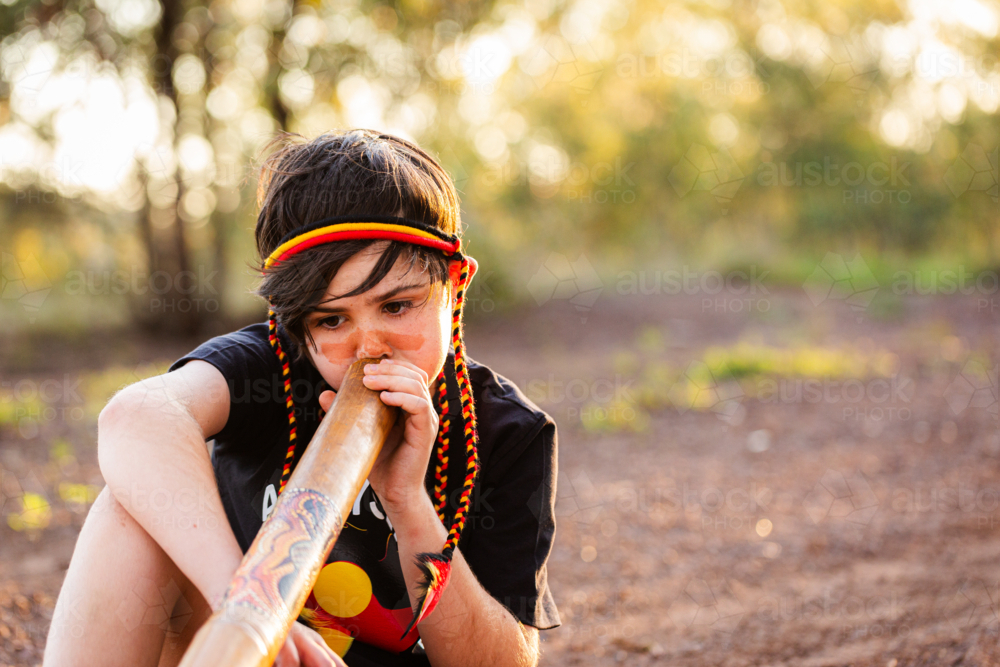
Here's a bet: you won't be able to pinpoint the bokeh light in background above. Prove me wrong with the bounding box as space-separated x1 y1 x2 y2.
0 0 997 336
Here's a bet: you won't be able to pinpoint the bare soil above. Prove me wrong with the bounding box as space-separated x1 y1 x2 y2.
2 291 999 666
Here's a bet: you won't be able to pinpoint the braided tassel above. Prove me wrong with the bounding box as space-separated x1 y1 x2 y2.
431 370 450 521
268 307 298 494
268 306 332 501
400 256 480 639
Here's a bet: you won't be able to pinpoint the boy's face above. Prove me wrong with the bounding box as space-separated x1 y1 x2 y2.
302 242 456 392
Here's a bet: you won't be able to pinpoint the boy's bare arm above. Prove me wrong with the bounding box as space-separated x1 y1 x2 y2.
96 360 244 609
391 495 540 667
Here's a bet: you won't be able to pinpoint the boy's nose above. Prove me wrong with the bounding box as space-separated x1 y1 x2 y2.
355 329 392 361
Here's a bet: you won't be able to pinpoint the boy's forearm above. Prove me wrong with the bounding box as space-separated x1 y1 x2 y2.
390 495 539 667
97 391 244 610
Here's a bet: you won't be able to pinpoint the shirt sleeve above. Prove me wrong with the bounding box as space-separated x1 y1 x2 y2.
167 336 282 452
461 416 561 630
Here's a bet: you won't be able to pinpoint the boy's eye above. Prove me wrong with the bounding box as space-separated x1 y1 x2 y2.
384 300 412 315
314 299 415 330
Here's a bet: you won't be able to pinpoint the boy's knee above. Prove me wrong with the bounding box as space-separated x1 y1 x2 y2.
90 485 134 527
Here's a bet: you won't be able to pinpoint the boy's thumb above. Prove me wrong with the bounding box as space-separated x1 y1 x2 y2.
319 389 336 412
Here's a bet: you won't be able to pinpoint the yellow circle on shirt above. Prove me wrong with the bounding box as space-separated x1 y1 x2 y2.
316 626 354 656
313 561 373 618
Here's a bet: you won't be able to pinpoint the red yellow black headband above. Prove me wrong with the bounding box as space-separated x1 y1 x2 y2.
263 214 463 271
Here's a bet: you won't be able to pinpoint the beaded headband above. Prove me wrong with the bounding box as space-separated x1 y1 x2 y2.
261 214 479 640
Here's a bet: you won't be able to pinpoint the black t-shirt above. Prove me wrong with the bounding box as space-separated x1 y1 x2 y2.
168 321 560 666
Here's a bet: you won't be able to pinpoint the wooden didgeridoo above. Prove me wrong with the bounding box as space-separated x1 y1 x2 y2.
177 358 398 667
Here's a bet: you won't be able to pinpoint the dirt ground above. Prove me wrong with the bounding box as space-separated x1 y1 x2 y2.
2 290 999 666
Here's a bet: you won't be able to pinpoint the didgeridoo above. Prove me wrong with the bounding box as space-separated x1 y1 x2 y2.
177 358 398 667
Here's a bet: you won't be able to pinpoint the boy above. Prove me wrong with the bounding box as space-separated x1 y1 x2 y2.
44 130 560 666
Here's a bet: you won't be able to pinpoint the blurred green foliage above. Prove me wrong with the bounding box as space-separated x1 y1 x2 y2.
0 0 997 335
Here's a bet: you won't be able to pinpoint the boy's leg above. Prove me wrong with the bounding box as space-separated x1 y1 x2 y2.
156 574 212 667
44 486 211 667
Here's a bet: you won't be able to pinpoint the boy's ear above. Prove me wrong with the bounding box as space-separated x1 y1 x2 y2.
448 255 478 288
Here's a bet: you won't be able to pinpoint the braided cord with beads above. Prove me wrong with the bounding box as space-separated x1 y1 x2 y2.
431 370 450 521
267 306 298 494
442 256 479 555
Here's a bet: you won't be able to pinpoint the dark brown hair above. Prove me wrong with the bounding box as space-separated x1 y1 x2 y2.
253 129 463 360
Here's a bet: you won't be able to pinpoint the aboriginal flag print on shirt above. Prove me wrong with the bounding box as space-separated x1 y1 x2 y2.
169 321 561 666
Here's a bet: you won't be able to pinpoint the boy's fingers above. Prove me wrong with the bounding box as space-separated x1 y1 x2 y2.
392 359 430 384
365 359 429 385
378 391 436 423
296 632 344 667
276 633 300 667
362 374 428 399
319 389 336 412
377 357 428 382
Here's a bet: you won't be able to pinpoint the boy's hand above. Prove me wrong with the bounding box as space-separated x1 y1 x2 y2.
318 358 438 516
275 621 346 667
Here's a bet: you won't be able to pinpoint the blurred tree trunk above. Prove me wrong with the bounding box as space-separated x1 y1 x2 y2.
202 27 228 329
135 177 158 288
265 3 294 131
141 0 199 336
